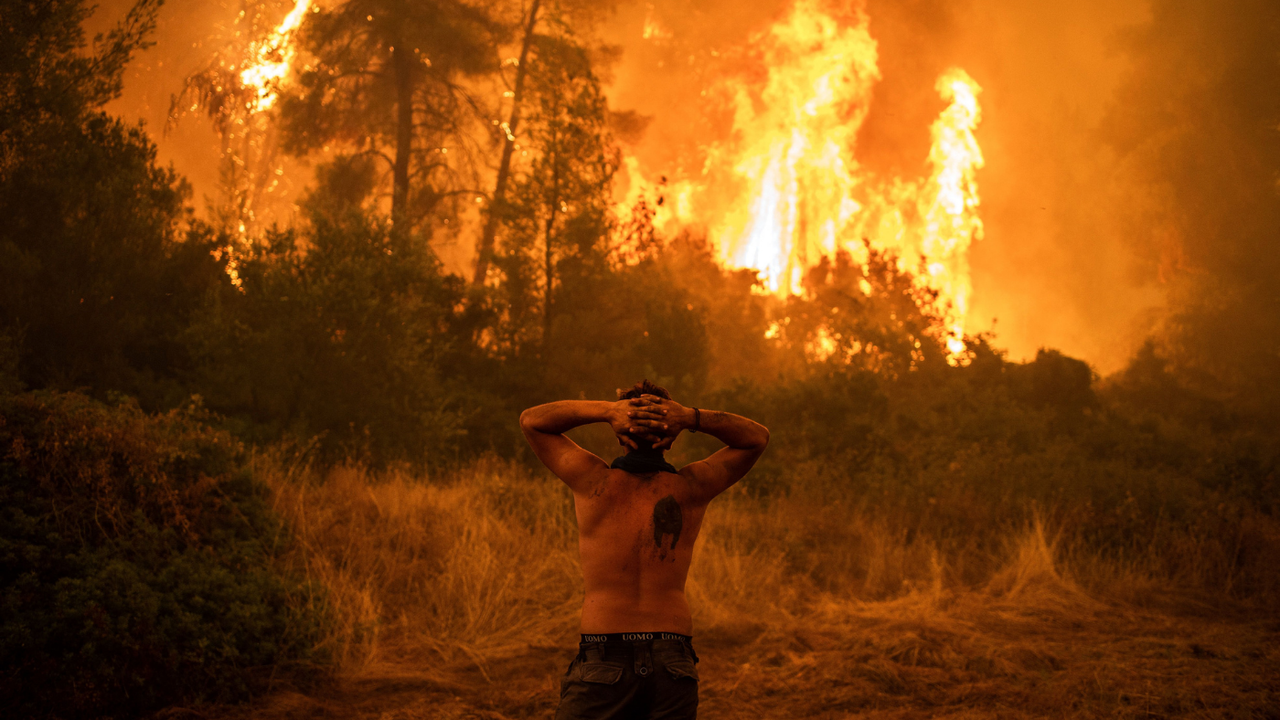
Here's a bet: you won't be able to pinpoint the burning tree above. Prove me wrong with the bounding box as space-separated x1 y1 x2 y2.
169 0 315 242
172 0 502 243
633 0 986 364
779 243 960 376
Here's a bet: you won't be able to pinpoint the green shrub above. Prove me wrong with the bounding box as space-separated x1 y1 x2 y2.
0 391 329 718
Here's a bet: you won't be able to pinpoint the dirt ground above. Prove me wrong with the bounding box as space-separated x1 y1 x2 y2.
188 587 1279 720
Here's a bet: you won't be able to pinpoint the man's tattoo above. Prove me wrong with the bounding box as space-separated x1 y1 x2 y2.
652 495 682 550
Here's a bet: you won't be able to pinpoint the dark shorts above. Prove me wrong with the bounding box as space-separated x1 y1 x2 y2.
555 633 700 720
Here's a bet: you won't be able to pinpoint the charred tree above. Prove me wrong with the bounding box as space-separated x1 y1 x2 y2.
277 0 497 235
390 40 415 233
474 0 541 285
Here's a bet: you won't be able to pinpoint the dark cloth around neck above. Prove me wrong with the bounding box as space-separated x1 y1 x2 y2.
610 448 677 474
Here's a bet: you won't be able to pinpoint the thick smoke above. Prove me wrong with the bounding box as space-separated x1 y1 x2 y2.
92 0 240 200
1101 0 1280 406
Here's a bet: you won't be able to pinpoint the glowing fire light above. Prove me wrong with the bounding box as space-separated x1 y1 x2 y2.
716 1 879 297
922 68 985 357
239 0 312 112
638 0 986 363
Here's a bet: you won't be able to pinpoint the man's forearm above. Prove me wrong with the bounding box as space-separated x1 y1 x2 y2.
686 408 769 450
520 400 614 435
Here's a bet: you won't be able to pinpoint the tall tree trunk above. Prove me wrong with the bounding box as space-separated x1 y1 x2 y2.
543 146 560 346
391 41 414 234
472 0 541 285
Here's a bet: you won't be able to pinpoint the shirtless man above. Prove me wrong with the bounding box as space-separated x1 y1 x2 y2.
520 380 769 720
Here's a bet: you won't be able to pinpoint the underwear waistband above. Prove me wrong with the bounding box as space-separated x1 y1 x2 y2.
580 632 691 644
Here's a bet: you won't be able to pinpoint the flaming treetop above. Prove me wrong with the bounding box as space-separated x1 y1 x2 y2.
239 0 313 112
639 0 986 363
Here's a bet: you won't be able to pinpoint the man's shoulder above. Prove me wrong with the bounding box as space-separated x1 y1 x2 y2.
677 459 712 478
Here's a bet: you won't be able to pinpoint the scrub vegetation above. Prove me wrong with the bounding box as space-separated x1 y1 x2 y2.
0 392 328 718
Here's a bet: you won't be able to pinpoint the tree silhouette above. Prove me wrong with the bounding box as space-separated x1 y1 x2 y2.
279 0 499 235
0 0 227 405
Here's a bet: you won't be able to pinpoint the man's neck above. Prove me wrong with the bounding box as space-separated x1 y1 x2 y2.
610 447 677 475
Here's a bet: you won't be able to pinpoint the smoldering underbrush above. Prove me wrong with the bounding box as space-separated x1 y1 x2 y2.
264 451 1280 675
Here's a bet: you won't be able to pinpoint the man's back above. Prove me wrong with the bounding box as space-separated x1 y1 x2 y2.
518 383 768 720
574 468 709 634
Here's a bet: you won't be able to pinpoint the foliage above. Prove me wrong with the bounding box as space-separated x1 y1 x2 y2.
546 242 712 404
279 0 499 230
270 451 1279 687
0 0 159 128
4 0 1278 715
493 28 619 354
784 244 956 374
186 173 473 468
0 0 228 408
0 390 328 718
690 339 1278 595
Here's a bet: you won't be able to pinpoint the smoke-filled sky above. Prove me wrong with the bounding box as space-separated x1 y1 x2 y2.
96 0 1277 375
94 0 239 203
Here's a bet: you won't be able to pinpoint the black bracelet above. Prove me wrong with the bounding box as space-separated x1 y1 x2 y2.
693 407 701 433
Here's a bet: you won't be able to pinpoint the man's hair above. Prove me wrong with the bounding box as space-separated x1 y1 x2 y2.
617 379 671 401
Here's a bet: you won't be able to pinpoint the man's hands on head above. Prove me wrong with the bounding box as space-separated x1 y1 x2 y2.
615 394 696 451
521 394 767 498
522 396 682 453
606 398 646 450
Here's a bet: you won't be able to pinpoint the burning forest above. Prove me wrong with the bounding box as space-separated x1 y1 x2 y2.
1 0 1278 718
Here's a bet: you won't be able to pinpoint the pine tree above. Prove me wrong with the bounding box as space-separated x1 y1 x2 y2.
278 0 498 235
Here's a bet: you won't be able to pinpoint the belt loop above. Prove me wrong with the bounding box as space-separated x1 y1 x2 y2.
633 640 653 677
584 644 603 663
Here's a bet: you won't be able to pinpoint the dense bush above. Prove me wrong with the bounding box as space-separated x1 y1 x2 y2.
184 195 472 469
663 337 1280 600
0 391 328 718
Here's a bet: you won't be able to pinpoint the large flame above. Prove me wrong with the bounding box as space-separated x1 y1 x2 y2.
640 0 985 362
920 68 984 357
717 2 879 296
240 0 313 112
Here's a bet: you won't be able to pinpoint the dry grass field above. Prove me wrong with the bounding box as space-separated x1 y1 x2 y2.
192 458 1280 720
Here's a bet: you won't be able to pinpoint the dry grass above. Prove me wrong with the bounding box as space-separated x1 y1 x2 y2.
225 456 1280 719
265 457 583 670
